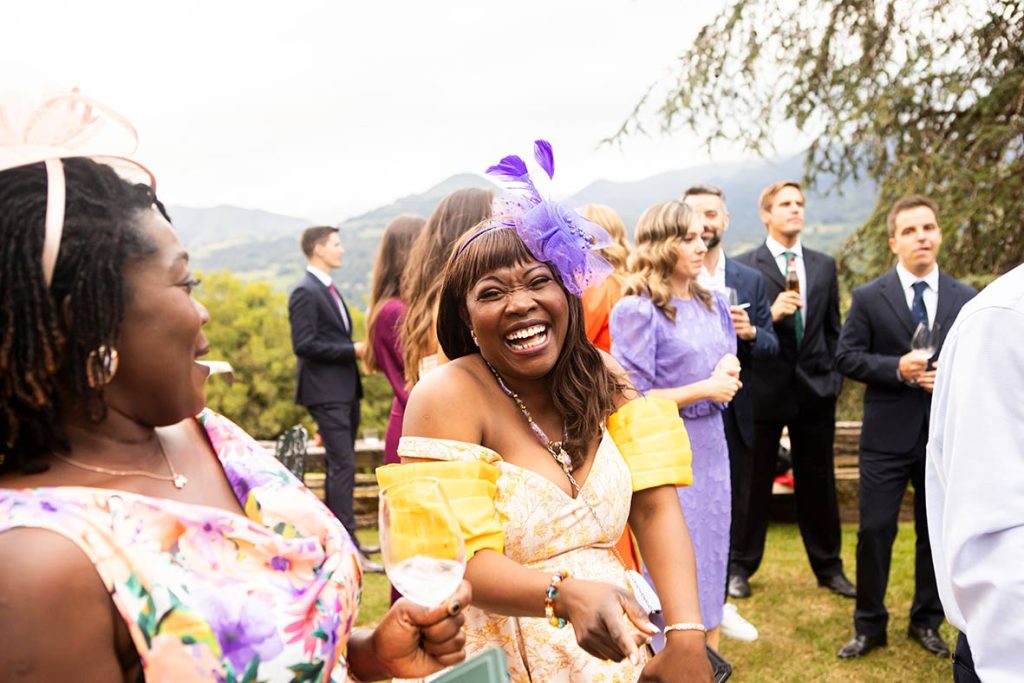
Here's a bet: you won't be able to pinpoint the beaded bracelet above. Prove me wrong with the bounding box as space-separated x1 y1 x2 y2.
664 622 707 635
544 569 570 628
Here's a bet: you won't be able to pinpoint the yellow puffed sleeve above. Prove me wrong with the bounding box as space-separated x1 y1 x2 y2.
376 439 504 559
607 396 693 490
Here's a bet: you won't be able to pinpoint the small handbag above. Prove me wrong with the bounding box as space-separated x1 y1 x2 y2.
623 567 662 616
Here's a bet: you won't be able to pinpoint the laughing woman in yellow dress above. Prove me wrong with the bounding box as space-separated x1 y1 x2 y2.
378 142 713 683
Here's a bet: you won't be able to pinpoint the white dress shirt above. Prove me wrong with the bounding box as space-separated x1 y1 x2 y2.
926 263 1024 682
306 265 351 332
765 236 808 311
698 253 728 293
896 262 939 329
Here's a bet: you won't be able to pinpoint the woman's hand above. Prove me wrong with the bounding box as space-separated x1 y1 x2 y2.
557 578 658 663
713 353 741 378
639 632 714 682
367 581 472 679
702 371 741 403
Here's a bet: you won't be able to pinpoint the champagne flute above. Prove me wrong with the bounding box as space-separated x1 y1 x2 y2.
379 477 466 607
724 286 740 307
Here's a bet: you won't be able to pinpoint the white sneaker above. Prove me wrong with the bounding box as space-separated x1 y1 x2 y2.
721 603 759 641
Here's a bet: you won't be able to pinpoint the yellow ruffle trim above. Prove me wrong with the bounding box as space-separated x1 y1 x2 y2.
376 459 504 559
607 396 693 490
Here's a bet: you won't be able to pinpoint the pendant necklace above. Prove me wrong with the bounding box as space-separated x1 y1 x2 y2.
484 359 574 474
51 436 188 489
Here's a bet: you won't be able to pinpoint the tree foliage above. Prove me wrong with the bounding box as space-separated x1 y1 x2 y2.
620 0 1023 285
198 271 393 440
198 272 311 439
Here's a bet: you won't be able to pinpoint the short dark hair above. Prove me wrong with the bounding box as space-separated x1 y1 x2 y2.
300 225 339 258
682 184 726 202
887 195 939 237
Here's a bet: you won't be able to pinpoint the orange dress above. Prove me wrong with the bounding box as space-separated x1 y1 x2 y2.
582 272 624 354
582 272 639 570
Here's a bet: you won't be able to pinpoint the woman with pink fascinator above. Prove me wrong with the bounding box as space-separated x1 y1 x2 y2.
0 92 470 682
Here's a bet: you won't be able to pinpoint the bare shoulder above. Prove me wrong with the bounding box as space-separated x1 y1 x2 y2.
598 349 640 407
0 527 123 680
403 356 489 442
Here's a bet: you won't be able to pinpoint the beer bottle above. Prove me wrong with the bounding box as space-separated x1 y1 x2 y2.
785 255 800 294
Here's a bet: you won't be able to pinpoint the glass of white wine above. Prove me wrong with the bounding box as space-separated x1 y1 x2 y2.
911 322 939 361
379 477 466 607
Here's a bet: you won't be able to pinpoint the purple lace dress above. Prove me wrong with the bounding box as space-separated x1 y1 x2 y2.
610 291 736 629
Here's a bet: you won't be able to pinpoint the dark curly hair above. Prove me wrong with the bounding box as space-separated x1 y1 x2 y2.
437 226 627 468
0 158 166 472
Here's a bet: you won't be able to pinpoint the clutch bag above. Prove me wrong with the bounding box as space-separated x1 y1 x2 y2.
624 568 662 615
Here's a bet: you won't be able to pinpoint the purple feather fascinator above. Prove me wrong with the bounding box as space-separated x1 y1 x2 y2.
466 140 612 296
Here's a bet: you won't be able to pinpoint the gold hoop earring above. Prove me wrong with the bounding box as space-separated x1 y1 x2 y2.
86 345 119 388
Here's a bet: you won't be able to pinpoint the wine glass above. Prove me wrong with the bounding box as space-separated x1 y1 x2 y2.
379 477 466 607
724 286 740 307
910 322 938 361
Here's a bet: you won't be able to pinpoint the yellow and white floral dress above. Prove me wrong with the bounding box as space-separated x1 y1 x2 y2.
378 397 692 683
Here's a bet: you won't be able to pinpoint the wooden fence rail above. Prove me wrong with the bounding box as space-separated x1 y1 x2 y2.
261 422 909 528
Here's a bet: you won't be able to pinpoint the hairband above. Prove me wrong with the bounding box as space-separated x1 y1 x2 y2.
0 89 155 287
459 140 613 297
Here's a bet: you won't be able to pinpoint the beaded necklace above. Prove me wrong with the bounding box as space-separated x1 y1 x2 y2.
483 359 574 474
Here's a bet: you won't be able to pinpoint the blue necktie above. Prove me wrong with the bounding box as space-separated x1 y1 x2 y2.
911 281 929 330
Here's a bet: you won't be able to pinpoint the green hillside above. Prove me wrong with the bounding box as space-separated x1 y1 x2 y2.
179 155 874 307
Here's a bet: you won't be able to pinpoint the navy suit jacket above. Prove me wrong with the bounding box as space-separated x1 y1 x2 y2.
288 271 363 406
836 268 976 454
723 257 779 447
736 243 844 421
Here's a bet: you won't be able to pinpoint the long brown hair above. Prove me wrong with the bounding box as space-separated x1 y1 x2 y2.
579 204 630 274
437 226 627 468
400 187 493 386
364 214 426 373
624 200 712 321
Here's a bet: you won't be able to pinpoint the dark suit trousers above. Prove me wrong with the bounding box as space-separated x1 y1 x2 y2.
308 401 361 543
854 428 943 636
731 389 843 580
723 408 755 578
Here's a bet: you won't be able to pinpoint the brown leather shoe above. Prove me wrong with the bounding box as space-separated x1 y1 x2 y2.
837 633 887 659
907 625 950 657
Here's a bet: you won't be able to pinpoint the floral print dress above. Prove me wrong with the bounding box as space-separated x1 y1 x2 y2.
0 410 362 683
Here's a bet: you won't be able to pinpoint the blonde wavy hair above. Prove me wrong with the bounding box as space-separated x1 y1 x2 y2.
623 200 712 321
400 187 494 386
579 204 630 274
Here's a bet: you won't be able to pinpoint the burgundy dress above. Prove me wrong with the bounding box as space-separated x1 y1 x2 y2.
371 298 410 465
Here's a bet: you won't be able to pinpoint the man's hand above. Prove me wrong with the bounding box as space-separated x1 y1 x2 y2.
354 341 366 359
898 351 929 383
770 291 802 322
730 306 757 341
917 362 938 393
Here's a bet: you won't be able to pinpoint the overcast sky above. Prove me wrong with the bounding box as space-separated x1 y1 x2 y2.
4 0 795 222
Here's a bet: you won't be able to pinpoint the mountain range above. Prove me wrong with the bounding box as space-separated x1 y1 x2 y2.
175 153 876 306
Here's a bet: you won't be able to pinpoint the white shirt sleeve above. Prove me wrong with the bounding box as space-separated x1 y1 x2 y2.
927 304 1024 682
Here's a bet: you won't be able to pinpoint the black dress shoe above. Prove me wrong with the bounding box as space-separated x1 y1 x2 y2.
728 574 751 599
907 624 950 657
818 573 857 598
837 633 887 659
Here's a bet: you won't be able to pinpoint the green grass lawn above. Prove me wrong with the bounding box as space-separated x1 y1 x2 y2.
353 524 954 682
